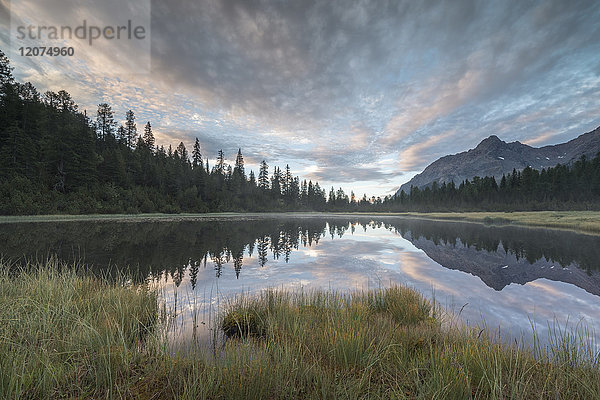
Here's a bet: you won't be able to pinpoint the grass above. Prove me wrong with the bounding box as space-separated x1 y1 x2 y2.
0 260 158 399
2 211 600 235
399 211 600 235
1 260 599 399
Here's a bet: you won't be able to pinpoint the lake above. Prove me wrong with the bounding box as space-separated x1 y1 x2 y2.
1 214 599 352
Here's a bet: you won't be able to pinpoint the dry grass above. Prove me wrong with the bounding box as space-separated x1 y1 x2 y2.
399 211 600 235
1 260 599 399
0 260 157 399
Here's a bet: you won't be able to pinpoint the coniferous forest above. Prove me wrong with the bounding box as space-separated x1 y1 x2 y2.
384 156 600 212
0 50 332 214
1 49 600 215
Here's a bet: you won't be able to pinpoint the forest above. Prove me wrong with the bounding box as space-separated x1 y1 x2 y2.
382 155 600 212
0 50 334 214
1 49 600 215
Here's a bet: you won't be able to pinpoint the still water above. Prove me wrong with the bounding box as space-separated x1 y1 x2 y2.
1 215 599 350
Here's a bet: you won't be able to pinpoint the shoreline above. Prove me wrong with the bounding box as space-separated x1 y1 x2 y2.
2 262 599 399
1 210 600 235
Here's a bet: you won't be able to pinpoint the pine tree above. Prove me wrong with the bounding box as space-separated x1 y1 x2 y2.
0 50 14 89
117 125 126 144
290 177 300 203
336 187 348 204
258 160 269 190
283 164 292 198
234 148 245 178
124 110 137 148
271 167 282 197
176 142 189 163
328 187 336 205
307 180 315 204
301 180 308 204
56 90 77 113
192 137 202 168
216 150 225 174
17 82 39 102
96 103 115 140
43 91 58 108
143 121 155 151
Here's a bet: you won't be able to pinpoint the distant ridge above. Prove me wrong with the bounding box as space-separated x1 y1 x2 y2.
397 126 600 195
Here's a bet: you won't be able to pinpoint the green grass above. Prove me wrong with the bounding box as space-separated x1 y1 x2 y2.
3 211 600 235
0 260 158 399
399 211 600 235
1 260 599 399
206 289 600 399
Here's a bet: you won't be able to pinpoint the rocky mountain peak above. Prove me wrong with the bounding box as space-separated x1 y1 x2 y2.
474 135 504 152
397 126 600 195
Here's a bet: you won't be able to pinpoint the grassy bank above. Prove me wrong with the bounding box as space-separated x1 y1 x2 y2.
0 261 158 399
1 262 599 399
400 211 600 235
2 211 600 236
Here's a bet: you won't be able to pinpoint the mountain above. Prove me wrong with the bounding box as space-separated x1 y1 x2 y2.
406 231 600 296
397 126 600 195
398 220 600 296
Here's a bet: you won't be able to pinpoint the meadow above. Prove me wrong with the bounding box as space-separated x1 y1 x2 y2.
1 260 599 399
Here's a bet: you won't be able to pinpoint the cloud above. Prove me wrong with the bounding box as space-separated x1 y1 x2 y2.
3 0 600 196
398 131 455 170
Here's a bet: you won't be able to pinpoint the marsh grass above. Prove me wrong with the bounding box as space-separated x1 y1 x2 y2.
1 260 599 399
205 288 599 399
402 211 600 235
0 259 157 399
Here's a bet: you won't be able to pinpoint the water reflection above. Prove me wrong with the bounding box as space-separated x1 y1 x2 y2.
393 219 600 295
0 216 598 350
1 217 598 291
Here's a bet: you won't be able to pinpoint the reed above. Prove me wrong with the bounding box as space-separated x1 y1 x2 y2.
1 259 598 399
0 259 157 399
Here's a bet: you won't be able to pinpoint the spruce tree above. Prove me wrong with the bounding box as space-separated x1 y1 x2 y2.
192 137 202 168
258 160 269 190
124 110 137 148
143 122 155 151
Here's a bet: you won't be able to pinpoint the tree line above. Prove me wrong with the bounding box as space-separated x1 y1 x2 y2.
2 49 600 214
0 50 342 214
380 154 600 211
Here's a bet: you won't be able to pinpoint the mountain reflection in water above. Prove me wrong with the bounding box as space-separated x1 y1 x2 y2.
1 217 598 293
1 216 598 349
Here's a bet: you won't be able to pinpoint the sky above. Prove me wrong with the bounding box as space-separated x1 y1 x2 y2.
1 0 600 197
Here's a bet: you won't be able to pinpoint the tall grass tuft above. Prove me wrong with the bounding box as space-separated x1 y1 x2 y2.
1 259 599 399
0 259 157 399
204 287 599 399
